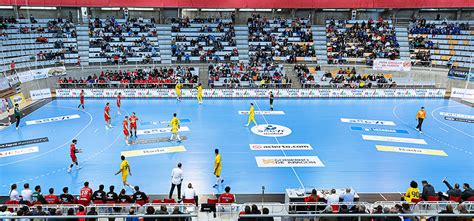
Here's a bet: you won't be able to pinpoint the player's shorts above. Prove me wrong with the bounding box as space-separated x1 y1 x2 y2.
117 103 121 108
121 173 128 182
80 99 84 104
123 130 129 136
214 167 222 177
70 155 77 162
104 116 110 121
130 124 137 130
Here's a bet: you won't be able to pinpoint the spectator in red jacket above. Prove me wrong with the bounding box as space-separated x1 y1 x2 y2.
218 186 235 203
44 188 59 204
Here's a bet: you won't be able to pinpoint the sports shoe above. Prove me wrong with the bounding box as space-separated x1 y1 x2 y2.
221 179 224 183
68 168 72 173
212 184 218 188
76 166 82 170
442 177 447 182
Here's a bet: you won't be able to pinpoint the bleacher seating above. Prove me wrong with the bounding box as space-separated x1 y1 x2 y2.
248 14 316 63
170 17 238 62
88 17 161 64
326 19 400 65
0 18 78 72
408 19 472 69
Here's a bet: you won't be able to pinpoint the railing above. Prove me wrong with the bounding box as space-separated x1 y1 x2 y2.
56 82 198 89
302 82 440 89
239 213 474 220
210 82 292 89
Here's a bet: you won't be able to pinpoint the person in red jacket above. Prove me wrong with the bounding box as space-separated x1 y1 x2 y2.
218 186 235 203
79 182 92 203
76 206 86 221
44 188 59 204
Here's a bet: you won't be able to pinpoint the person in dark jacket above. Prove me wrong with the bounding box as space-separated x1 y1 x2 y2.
461 183 474 201
421 180 436 200
438 179 462 200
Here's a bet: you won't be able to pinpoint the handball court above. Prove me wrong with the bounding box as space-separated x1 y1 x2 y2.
0 98 472 196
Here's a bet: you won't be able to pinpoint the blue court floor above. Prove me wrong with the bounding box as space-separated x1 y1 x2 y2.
0 98 473 195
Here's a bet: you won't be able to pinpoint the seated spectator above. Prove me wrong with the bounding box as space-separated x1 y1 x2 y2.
20 183 33 204
79 182 92 203
403 180 420 202
44 188 60 204
421 180 436 200
60 187 75 204
251 204 261 215
339 188 355 203
132 186 148 203
305 189 320 202
76 206 86 221
324 189 340 205
91 184 106 203
461 183 474 201
118 189 133 203
9 184 20 201
126 208 139 221
86 207 98 221
106 185 118 203
183 183 197 205
218 186 235 203
144 206 155 221
438 204 455 221
438 178 462 200
170 206 184 221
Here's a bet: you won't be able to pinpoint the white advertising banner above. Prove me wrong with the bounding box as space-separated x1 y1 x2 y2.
255 156 325 167
451 88 474 100
439 112 474 119
25 114 81 125
362 135 427 145
30 89 52 100
341 118 396 126
249 144 313 150
55 88 446 98
0 77 9 91
136 126 190 135
373 59 412 72
17 66 66 83
6 74 19 85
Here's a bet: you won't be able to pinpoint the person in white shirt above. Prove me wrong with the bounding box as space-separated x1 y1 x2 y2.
182 183 198 205
169 163 183 201
9 184 20 201
324 189 340 205
20 183 33 203
339 188 355 204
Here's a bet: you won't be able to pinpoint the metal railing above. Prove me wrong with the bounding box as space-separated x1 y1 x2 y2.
210 82 292 89
56 82 198 89
301 82 440 89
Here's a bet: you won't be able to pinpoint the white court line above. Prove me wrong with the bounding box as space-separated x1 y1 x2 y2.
0 106 94 167
439 127 449 133
253 100 305 189
431 106 474 138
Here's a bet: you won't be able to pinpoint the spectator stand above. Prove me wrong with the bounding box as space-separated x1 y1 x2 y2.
0 18 78 72
57 66 199 89
207 62 291 88
248 15 316 64
408 19 473 70
88 17 161 66
326 19 400 66
170 17 238 63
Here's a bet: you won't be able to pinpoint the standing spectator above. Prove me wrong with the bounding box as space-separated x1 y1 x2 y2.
20 183 33 203
421 180 436 200
32 185 47 204
403 181 420 202
415 107 426 132
44 188 60 204
91 184 106 203
169 163 184 201
9 184 20 201
218 186 235 203
60 187 75 204
10 60 15 74
182 183 197 205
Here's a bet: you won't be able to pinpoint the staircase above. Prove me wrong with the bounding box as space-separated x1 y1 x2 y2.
395 26 411 61
235 25 250 64
156 25 172 64
76 24 90 66
313 25 328 64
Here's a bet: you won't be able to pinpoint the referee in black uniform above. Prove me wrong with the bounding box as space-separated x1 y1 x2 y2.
269 91 274 111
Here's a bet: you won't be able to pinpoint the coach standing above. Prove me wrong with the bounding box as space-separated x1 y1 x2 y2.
416 107 426 133
14 103 20 130
169 163 183 201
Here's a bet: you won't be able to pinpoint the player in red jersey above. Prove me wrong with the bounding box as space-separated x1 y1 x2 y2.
44 188 60 204
79 182 92 203
77 90 84 109
123 116 130 145
104 102 112 129
68 139 82 172
129 112 139 138
117 92 122 115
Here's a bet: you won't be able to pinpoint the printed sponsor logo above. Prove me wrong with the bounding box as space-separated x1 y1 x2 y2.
351 126 408 134
0 137 49 149
136 126 190 135
140 119 191 126
25 114 81 125
0 146 39 158
30 89 52 100
238 111 285 115
255 156 325 167
376 145 447 156
444 117 474 123
440 112 474 120
121 146 186 157
249 144 313 150
341 118 396 126
362 135 427 145
251 124 292 137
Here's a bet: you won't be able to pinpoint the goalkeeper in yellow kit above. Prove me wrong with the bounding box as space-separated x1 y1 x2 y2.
245 103 257 127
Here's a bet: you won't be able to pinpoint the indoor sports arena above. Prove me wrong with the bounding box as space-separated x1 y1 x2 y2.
0 0 473 220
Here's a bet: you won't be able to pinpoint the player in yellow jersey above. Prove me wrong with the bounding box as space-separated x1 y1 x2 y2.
175 83 182 101
245 103 257 127
403 180 420 202
213 148 224 188
115 155 134 189
168 113 182 142
196 83 203 104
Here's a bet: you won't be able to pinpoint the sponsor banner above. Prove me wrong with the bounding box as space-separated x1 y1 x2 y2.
121 145 186 158
447 69 474 81
6 74 20 85
444 117 474 123
25 114 81 125
0 77 10 91
373 59 412 72
450 88 474 99
440 112 474 120
255 156 325 167
55 88 446 98
249 144 313 150
251 124 292 137
17 66 66 83
376 145 447 157
351 126 408 134
30 88 52 100
140 119 191 126
9 92 25 106
0 137 49 149
362 135 427 145
136 126 190 135
341 118 396 126
0 146 39 158
239 111 285 115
